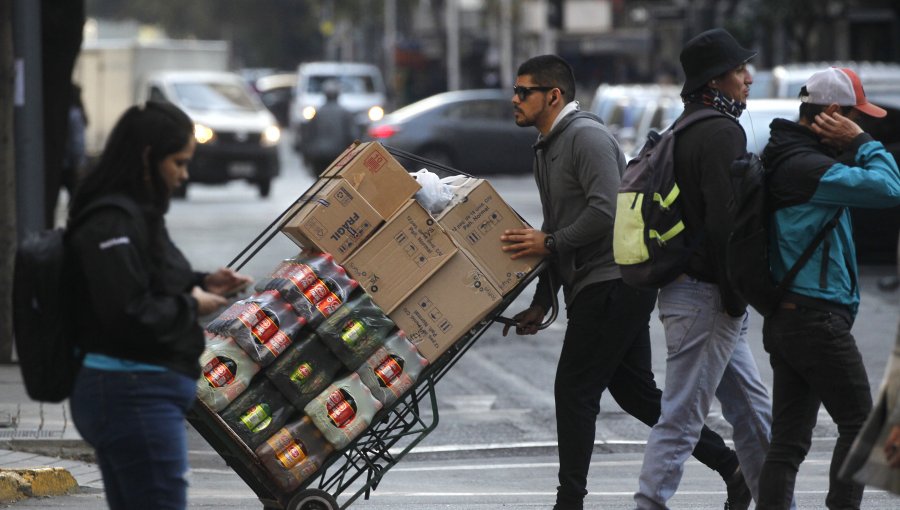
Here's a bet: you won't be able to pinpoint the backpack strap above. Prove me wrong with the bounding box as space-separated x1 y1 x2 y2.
774 207 845 297
672 108 728 134
70 194 143 230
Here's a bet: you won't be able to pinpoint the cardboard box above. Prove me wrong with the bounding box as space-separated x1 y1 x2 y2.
321 142 420 219
389 252 501 363
343 200 457 314
435 179 542 295
281 178 383 263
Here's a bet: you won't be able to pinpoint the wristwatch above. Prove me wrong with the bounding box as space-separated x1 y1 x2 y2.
544 234 556 253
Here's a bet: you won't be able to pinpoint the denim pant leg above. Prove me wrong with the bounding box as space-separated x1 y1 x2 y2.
71 368 197 510
714 316 774 502
635 278 745 510
758 308 872 510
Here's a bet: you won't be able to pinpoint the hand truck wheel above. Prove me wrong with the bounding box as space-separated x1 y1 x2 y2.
287 488 339 510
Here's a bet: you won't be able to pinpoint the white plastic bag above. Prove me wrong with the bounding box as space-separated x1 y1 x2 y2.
411 169 454 214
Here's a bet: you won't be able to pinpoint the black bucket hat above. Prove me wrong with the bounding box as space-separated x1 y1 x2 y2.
680 28 757 95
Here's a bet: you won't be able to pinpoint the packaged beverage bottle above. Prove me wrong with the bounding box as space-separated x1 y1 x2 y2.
355 331 428 407
196 333 261 412
219 379 297 450
257 251 358 328
315 292 395 370
254 416 334 492
206 290 304 366
265 331 342 410
304 373 381 449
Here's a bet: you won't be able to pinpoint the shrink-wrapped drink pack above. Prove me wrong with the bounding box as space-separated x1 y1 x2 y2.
304 373 382 449
206 290 303 366
196 333 261 411
265 331 342 410
315 292 395 370
219 379 297 450
254 416 334 492
356 331 428 407
258 252 358 328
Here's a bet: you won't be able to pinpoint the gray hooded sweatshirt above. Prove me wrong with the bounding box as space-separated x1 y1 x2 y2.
530 108 625 310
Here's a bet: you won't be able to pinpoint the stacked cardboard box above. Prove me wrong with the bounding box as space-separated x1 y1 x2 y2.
281 142 541 362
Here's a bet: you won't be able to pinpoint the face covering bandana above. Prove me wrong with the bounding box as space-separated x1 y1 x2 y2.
684 86 747 119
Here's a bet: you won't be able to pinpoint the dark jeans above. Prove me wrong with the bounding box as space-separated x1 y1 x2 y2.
554 279 738 509
71 368 197 510
757 306 872 510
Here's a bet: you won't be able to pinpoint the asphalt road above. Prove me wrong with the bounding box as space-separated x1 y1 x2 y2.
22 137 899 509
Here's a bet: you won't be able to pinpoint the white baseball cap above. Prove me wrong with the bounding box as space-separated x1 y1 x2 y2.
802 67 886 118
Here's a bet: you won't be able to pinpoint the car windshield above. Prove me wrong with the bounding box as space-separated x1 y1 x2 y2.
172 81 257 112
307 74 377 94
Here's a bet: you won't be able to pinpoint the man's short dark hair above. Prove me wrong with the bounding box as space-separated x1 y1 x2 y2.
798 85 853 123
517 55 576 100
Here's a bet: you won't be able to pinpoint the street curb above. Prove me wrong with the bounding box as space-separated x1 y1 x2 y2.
0 467 78 503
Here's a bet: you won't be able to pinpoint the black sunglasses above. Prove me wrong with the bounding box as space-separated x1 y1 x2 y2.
513 85 561 101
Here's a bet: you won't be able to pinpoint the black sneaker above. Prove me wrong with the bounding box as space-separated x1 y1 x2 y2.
724 466 752 510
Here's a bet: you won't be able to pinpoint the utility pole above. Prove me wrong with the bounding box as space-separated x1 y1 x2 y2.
445 0 460 91
500 0 513 89
384 0 396 108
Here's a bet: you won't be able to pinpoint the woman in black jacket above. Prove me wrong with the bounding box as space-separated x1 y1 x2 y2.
67 101 251 510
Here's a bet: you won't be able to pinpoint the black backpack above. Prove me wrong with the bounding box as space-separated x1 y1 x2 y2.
13 195 141 402
725 153 843 316
613 109 723 289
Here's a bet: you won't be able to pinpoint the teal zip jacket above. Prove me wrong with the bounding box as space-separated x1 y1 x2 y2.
763 118 900 316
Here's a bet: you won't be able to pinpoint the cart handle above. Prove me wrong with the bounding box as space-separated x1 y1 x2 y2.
493 270 559 331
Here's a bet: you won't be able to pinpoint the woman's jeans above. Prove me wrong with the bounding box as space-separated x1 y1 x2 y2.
757 306 872 509
71 368 197 510
635 276 774 509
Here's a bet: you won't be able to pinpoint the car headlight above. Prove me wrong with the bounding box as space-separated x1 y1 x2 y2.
194 123 215 144
261 125 281 147
302 106 317 121
368 105 385 122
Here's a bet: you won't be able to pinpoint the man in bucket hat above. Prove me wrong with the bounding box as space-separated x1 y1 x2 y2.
633 28 777 510
756 67 900 509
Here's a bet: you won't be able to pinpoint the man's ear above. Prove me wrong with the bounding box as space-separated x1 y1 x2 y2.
824 104 841 116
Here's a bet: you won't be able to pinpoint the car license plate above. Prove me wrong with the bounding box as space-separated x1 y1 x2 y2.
228 162 256 177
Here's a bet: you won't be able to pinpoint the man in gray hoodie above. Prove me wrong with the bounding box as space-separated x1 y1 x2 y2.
500 54 750 510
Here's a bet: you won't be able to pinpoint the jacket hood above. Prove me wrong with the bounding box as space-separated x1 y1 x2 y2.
535 110 604 149
762 118 837 169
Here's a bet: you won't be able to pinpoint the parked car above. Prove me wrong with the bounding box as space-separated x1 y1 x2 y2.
143 70 281 197
290 62 387 158
365 89 535 175
254 72 296 127
590 84 683 157
767 61 900 99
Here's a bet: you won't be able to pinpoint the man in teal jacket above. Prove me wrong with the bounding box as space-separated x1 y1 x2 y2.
758 67 900 509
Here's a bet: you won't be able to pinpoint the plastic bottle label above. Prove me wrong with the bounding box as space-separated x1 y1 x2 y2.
326 389 357 428
240 403 273 433
341 320 365 346
276 440 309 469
316 294 343 317
263 331 292 357
290 362 314 383
203 356 236 388
250 316 279 344
280 263 319 291
375 355 404 388
303 280 331 303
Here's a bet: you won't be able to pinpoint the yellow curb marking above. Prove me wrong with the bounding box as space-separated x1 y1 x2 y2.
0 468 77 502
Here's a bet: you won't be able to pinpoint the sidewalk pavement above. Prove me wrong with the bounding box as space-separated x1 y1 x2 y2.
0 363 101 503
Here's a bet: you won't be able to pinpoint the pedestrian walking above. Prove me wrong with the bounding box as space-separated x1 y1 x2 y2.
304 79 359 175
61 83 88 195
67 101 252 510
500 54 751 510
632 28 776 509
756 67 900 509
